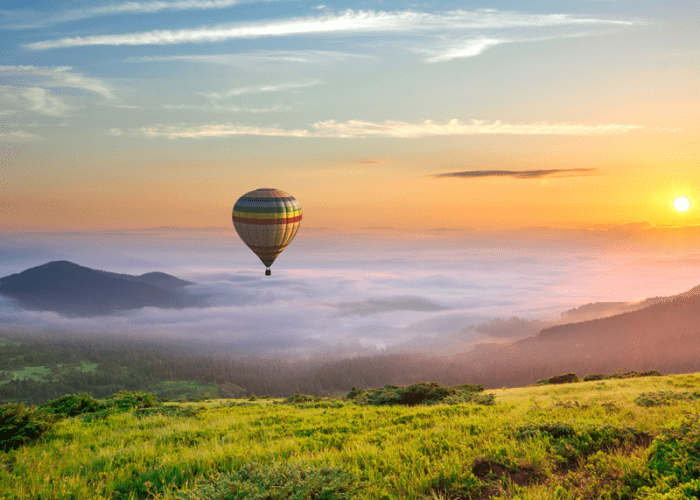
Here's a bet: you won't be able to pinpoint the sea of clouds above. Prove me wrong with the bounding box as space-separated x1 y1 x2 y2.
2 227 700 358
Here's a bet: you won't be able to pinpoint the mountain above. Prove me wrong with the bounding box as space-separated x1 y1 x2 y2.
0 261 203 316
469 290 700 384
560 284 700 323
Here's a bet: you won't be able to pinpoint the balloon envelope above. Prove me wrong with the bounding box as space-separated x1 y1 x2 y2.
232 188 302 271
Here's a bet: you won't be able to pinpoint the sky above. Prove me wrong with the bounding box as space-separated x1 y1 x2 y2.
1 0 698 231
1 1 699 357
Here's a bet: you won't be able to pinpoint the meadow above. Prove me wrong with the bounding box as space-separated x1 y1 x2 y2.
2 373 700 499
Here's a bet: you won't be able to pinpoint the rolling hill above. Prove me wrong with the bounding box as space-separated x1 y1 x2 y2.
0 261 203 316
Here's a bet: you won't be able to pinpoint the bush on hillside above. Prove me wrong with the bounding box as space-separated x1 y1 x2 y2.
516 421 651 466
283 394 321 404
38 393 101 417
636 413 700 498
0 403 56 451
535 373 580 386
347 382 490 406
583 370 662 382
634 391 700 407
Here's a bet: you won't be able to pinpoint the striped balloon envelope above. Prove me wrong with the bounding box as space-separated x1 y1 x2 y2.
232 188 302 275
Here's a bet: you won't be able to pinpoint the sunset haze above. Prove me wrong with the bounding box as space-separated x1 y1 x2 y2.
1 0 698 232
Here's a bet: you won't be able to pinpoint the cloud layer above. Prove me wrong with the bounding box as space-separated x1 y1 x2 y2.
3 228 700 358
25 9 636 51
140 119 643 139
6 0 274 29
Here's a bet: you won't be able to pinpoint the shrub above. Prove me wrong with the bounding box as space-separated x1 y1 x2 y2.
133 405 202 419
346 387 363 400
0 403 56 451
516 422 651 466
283 394 321 404
634 391 700 407
174 461 364 500
38 393 101 418
348 382 488 407
103 391 158 411
636 414 700 498
584 370 662 382
536 373 580 386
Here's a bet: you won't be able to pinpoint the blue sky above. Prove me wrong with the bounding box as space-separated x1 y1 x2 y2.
2 0 698 231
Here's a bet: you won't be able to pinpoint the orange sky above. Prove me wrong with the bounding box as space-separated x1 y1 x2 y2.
1 2 698 233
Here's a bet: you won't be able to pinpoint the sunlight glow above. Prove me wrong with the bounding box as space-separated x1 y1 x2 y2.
674 197 690 212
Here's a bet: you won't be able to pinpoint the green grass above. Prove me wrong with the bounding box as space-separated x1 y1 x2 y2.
0 365 51 385
2 374 700 499
0 360 100 386
147 381 219 401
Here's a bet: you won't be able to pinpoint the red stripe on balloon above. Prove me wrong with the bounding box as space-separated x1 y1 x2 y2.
232 215 302 225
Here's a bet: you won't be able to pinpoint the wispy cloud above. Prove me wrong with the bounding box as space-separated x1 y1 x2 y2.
25 9 636 50
141 119 643 139
434 168 599 179
0 66 116 100
126 51 375 65
419 32 592 62
0 130 42 141
201 80 320 99
22 87 71 116
104 128 124 136
5 0 275 29
420 38 504 62
161 103 292 113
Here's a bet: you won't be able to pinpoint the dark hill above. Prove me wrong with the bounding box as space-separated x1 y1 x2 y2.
97 269 193 291
529 292 700 349
0 261 202 316
455 287 700 388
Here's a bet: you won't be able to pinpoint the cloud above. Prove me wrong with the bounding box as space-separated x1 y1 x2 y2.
331 296 449 317
142 123 310 138
471 317 551 339
5 0 274 29
201 80 320 99
25 9 636 50
140 119 643 139
0 130 42 141
0 66 116 100
127 51 375 65
421 38 505 62
4 228 700 357
22 87 71 116
434 168 599 179
419 31 595 62
162 104 242 112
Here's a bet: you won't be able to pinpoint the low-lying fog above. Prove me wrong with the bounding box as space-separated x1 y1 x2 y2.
2 225 700 358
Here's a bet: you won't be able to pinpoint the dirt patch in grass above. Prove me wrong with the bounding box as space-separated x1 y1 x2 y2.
471 458 544 498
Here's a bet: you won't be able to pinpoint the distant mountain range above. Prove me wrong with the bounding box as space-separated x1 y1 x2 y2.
460 283 700 384
391 283 700 364
0 261 204 316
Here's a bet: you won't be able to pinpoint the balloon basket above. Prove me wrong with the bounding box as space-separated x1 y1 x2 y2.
265 268 271 276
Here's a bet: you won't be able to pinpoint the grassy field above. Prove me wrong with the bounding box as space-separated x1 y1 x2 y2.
0 360 99 386
2 373 700 499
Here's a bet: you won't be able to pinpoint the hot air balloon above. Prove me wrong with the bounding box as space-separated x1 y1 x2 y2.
232 188 302 275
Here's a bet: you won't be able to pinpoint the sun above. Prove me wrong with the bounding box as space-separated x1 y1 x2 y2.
673 197 691 212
